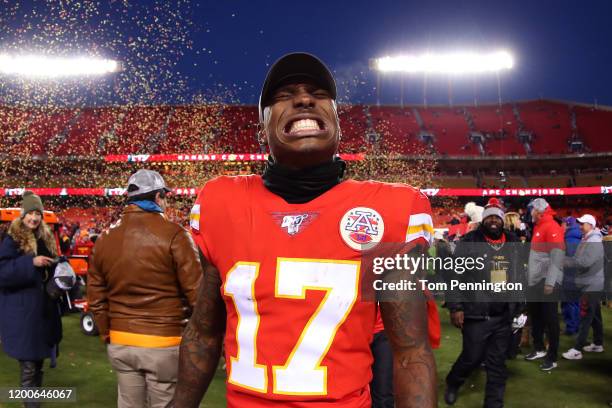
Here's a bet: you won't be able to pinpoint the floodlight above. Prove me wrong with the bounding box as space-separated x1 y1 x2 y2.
0 54 120 78
373 51 514 74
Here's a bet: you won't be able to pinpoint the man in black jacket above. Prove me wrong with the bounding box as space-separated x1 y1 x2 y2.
445 198 524 408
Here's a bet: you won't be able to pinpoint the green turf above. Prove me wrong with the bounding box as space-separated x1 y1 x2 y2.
434 306 612 408
0 307 610 407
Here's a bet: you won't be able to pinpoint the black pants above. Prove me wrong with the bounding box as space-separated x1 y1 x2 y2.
575 294 604 349
527 285 560 363
19 360 43 408
446 315 511 408
506 328 522 359
370 331 394 408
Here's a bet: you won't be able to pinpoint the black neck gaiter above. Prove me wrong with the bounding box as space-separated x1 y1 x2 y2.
262 157 346 204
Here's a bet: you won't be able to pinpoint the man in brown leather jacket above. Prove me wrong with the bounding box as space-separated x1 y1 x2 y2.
88 169 202 408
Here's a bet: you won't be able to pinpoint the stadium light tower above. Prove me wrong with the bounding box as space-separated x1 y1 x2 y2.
370 50 514 106
0 54 120 78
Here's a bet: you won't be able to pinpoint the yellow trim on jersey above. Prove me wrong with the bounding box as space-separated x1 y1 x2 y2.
406 212 434 244
407 223 435 234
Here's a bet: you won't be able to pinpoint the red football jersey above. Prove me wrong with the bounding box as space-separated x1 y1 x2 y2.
190 175 433 407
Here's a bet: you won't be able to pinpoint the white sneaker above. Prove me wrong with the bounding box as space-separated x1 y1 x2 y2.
562 348 583 360
524 350 547 361
583 344 604 353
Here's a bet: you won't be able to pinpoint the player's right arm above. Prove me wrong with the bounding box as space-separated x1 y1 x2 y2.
380 188 437 407
380 250 437 408
175 251 226 408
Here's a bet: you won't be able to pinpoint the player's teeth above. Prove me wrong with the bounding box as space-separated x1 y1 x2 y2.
290 119 319 133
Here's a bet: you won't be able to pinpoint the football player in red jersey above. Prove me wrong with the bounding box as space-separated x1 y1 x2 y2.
175 53 437 407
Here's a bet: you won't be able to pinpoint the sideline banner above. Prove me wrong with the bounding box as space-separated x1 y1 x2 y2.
104 153 366 162
2 186 609 197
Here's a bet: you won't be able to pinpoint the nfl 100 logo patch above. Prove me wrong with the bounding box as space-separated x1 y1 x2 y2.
271 212 319 236
339 207 385 251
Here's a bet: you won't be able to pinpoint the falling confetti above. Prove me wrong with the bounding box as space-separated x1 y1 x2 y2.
0 1 512 236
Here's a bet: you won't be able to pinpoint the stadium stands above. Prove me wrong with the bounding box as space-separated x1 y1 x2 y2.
1 100 611 156
338 105 369 153
466 104 524 155
524 175 572 188
54 108 118 156
418 107 472 155
574 105 612 153
160 105 223 153
104 106 170 154
437 176 479 188
1 108 75 156
518 100 573 154
481 175 527 189
574 172 612 187
216 106 260 152
369 106 421 154
0 106 31 151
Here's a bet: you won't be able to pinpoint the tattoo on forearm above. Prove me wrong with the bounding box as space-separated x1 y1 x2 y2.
380 249 437 408
175 253 226 408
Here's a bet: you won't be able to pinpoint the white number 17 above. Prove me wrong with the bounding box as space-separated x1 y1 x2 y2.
223 258 360 396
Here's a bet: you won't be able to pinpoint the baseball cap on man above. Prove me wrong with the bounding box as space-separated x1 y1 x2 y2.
259 52 337 122
576 214 597 227
127 169 171 198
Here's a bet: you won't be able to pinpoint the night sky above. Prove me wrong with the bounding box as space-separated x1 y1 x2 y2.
2 0 612 106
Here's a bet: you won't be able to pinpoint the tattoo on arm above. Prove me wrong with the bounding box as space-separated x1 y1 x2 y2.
175 251 226 408
380 247 437 408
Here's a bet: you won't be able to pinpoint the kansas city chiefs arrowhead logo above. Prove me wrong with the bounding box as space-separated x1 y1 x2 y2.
339 207 385 251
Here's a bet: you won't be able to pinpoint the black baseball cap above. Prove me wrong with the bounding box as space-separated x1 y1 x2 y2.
258 52 337 122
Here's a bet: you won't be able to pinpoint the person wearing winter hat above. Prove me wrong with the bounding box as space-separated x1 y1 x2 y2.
21 190 44 216
464 201 484 233
0 191 61 405
445 198 524 407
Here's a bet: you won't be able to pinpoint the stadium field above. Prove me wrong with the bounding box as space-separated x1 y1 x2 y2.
0 305 609 407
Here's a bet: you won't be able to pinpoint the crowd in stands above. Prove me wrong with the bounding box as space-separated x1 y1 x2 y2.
1 100 612 158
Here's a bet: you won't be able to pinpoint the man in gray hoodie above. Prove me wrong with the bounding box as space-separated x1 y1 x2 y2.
561 214 605 360
525 198 565 371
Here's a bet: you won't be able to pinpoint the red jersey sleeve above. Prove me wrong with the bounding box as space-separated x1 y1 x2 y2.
405 191 434 247
190 185 212 262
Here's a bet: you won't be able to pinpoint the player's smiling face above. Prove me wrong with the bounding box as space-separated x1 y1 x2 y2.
262 79 340 169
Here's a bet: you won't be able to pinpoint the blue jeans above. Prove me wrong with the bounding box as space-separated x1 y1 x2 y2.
561 301 580 334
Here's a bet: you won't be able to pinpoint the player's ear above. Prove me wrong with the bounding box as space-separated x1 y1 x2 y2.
332 100 341 141
256 123 267 146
